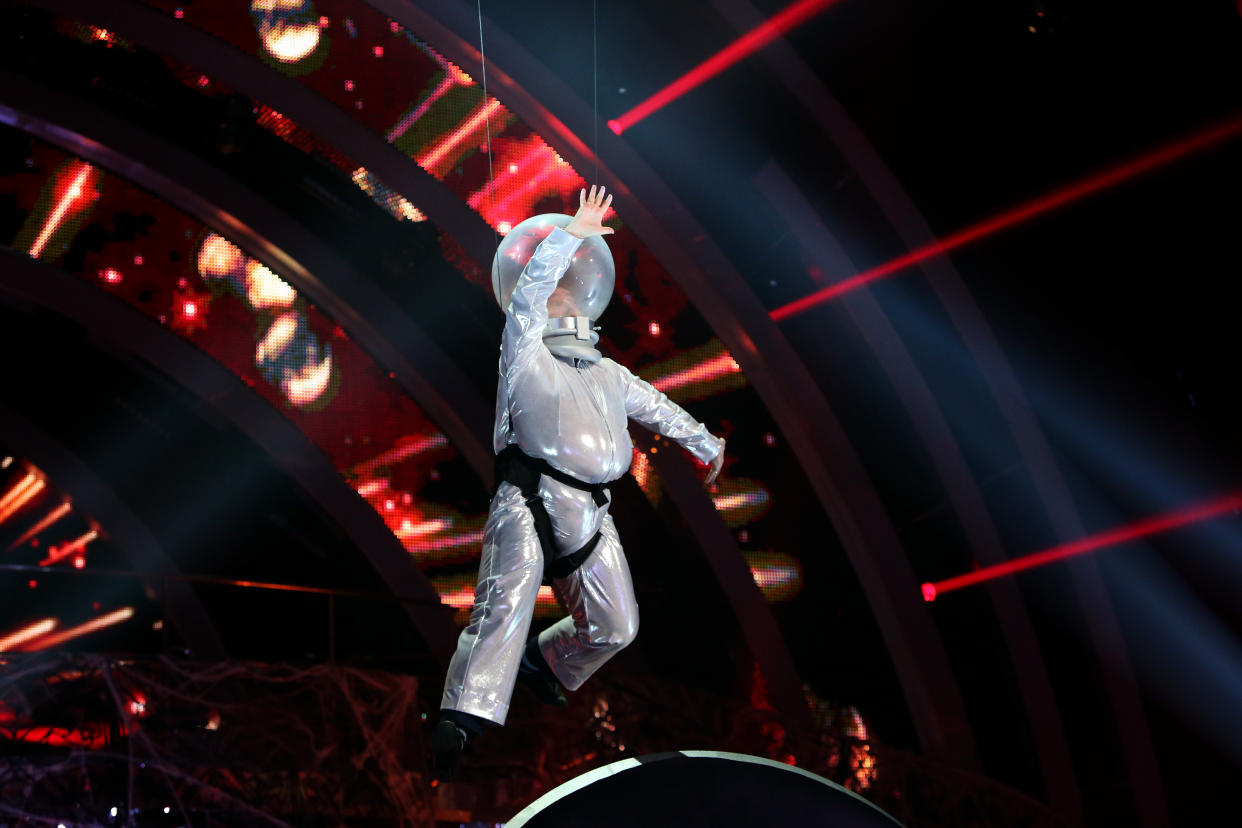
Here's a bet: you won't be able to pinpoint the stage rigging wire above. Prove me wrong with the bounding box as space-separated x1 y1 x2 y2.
475 0 603 239
476 0 497 245
593 0 599 184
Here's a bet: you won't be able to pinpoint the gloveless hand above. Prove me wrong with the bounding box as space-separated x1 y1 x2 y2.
564 185 615 239
705 440 725 486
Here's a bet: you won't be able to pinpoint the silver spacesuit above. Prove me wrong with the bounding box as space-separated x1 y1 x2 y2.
440 227 724 725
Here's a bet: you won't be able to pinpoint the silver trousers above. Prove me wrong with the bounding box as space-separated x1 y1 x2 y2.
439 481 640 725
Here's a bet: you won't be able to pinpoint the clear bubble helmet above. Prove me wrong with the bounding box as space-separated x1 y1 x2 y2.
491 214 615 321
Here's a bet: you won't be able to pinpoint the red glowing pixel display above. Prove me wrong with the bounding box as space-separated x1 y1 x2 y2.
5 4 831 625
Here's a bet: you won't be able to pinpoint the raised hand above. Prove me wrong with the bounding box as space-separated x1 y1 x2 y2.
705 440 725 486
564 185 615 239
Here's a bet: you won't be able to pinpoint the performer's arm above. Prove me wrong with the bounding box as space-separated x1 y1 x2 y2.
502 186 613 379
502 226 582 380
618 364 726 484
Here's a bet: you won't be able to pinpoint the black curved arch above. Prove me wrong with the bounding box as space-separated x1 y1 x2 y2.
751 161 1082 821
0 69 496 485
31 0 499 272
370 0 979 768
711 0 1161 820
0 401 227 660
7 0 829 733
0 248 459 659
633 429 811 733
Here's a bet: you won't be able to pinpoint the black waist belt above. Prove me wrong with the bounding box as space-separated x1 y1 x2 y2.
494 445 609 582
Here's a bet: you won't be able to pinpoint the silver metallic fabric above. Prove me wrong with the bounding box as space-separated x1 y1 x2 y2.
441 227 724 725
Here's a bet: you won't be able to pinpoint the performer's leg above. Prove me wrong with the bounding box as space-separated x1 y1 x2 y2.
440 483 543 726
538 515 639 692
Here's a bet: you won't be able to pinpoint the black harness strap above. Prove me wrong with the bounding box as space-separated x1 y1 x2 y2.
494 445 608 583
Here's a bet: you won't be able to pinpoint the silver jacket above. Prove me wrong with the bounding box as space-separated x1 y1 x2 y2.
494 226 724 554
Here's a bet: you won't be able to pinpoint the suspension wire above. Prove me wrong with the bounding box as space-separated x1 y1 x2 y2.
593 0 599 185
477 0 498 245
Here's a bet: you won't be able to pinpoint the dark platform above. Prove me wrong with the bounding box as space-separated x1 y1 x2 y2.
507 750 904 827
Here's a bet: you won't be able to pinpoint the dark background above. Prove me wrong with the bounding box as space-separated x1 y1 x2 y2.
1 1 1239 824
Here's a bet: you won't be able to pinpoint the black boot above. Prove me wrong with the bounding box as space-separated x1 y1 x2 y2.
517 636 569 707
430 710 485 782
430 720 467 782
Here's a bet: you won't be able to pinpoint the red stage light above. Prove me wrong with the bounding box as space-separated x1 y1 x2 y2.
922 489 1242 600
172 289 209 335
0 474 45 527
29 162 96 259
18 606 134 651
466 137 583 231
38 529 98 567
609 0 842 134
0 618 56 652
772 113 1242 321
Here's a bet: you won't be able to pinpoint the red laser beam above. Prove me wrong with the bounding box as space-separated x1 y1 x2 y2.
772 113 1242 321
922 489 1242 601
608 0 842 135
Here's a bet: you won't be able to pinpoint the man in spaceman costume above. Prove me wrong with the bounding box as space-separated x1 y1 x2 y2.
431 186 725 781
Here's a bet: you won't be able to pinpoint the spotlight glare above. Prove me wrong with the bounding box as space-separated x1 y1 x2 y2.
245 261 297 309
282 353 334 407
252 0 321 63
197 233 245 280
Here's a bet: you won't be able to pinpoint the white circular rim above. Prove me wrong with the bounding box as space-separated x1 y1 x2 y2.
504 750 902 827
